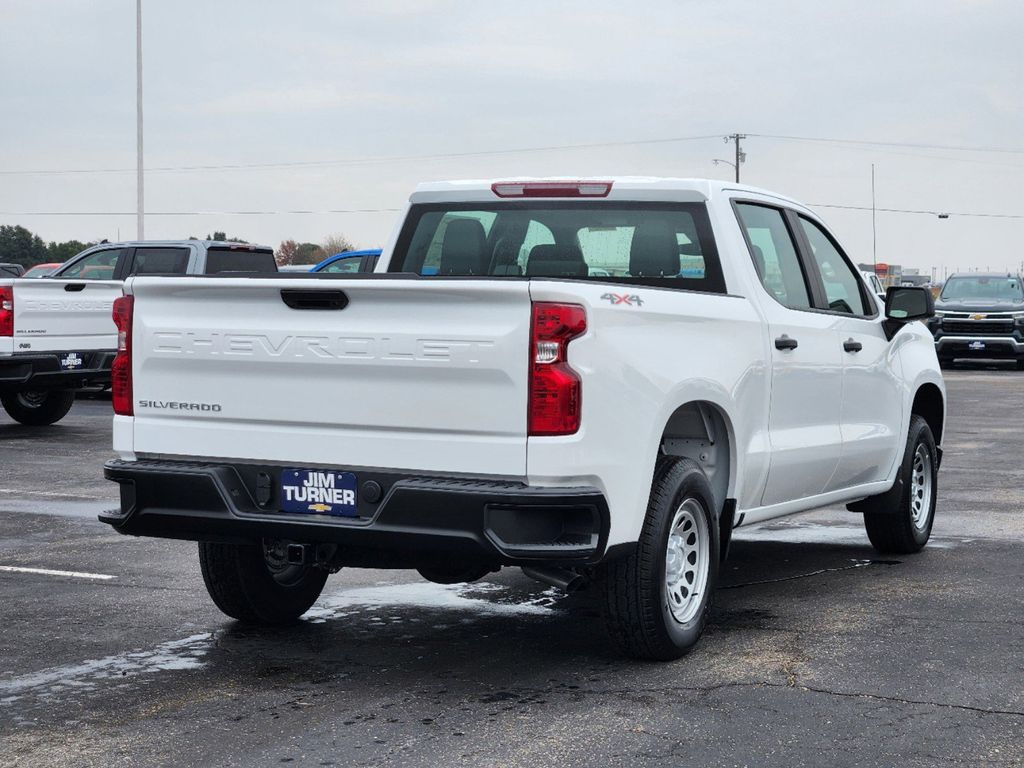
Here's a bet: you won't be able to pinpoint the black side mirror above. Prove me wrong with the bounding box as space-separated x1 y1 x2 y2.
883 286 934 340
885 286 934 321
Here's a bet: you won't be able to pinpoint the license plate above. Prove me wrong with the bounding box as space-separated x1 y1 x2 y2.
968 341 986 351
59 351 86 370
279 469 358 516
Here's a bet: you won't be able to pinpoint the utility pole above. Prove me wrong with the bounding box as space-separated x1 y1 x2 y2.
724 134 746 182
136 0 144 240
871 164 876 272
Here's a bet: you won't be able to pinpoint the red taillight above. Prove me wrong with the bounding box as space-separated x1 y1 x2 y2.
0 286 12 337
491 181 613 198
529 302 587 436
111 295 134 416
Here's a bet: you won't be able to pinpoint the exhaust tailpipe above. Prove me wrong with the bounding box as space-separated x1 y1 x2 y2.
521 566 586 593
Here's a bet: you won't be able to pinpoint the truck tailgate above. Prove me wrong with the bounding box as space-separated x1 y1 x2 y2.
127 277 532 477
10 279 121 353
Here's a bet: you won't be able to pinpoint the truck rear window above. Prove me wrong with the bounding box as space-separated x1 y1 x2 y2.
205 248 278 274
390 202 725 292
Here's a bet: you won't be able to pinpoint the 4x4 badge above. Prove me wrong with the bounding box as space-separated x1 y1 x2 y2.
601 293 644 306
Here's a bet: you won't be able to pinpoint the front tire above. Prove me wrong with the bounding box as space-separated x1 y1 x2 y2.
597 457 719 660
863 415 938 554
198 540 328 625
0 390 76 426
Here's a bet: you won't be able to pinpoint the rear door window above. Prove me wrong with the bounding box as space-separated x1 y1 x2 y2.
205 248 278 274
735 203 812 310
128 247 190 276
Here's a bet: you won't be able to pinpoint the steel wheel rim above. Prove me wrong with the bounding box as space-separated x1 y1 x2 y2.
664 498 710 625
16 391 47 408
910 444 933 530
262 539 308 586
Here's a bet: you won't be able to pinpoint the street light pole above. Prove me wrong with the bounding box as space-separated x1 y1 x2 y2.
711 158 736 176
136 0 144 240
871 163 876 273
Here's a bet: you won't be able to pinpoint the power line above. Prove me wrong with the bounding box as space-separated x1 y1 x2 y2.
809 203 1023 220
750 133 1024 155
3 204 1020 220
4 132 1022 178
0 135 722 177
0 208 402 216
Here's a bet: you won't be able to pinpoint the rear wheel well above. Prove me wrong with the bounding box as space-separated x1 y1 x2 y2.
911 384 944 445
659 402 732 518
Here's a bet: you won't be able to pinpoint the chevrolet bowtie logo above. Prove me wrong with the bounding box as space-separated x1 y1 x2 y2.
308 503 331 513
970 313 987 320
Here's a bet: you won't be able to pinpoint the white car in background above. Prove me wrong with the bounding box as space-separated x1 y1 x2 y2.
861 269 886 303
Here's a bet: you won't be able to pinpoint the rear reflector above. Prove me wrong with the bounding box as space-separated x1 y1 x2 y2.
111 295 134 416
492 181 613 198
529 303 587 436
0 286 12 337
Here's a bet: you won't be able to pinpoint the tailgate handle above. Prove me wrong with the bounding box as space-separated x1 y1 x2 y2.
63 283 86 292
280 289 349 310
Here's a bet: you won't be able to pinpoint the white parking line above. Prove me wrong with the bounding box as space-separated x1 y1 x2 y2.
0 488 107 500
0 565 115 580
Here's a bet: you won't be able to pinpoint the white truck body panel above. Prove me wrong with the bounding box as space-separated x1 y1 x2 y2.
127 277 532 477
523 280 768 548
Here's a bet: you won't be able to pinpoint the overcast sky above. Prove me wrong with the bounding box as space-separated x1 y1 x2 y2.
1 0 1021 275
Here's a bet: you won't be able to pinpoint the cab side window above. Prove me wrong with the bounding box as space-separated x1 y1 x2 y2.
735 203 812 310
130 247 189 275
57 248 125 279
798 217 869 316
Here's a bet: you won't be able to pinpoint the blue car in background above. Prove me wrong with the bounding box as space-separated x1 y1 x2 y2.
311 249 382 274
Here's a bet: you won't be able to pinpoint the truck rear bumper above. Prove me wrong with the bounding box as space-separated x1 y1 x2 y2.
101 459 610 566
0 351 115 392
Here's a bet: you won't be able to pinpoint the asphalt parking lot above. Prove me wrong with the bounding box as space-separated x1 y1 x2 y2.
1 369 1022 768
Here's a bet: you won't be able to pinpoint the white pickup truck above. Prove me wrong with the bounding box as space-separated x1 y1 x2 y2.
0 240 277 425
101 178 945 660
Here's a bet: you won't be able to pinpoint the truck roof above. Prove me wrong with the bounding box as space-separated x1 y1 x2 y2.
410 177 815 213
84 239 274 251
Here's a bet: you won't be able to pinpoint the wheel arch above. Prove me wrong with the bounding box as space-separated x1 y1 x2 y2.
911 382 945 447
657 400 735 518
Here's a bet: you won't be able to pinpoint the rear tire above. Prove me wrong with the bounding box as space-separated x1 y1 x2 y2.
1015 359 1024 371
198 540 328 624
597 457 719 660
0 390 76 426
863 415 938 554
